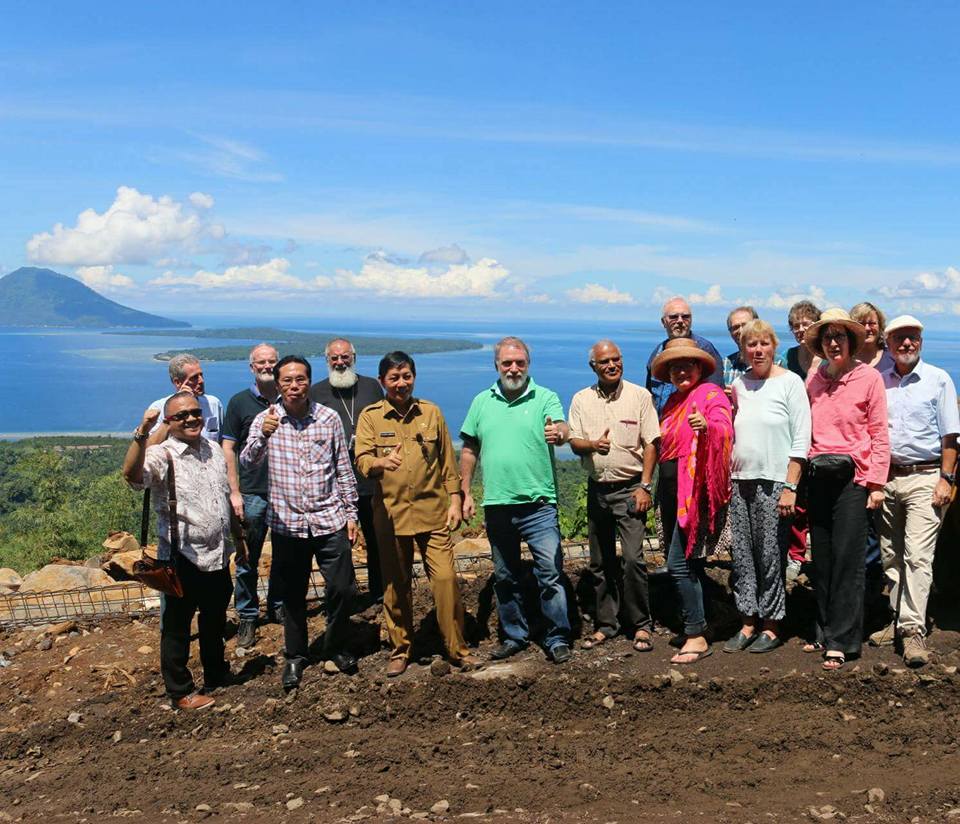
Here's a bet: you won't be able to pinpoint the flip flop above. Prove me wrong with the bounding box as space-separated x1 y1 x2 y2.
581 632 609 650
670 647 713 665
632 631 654 652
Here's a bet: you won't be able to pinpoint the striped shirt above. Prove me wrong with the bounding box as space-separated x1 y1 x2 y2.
240 401 358 538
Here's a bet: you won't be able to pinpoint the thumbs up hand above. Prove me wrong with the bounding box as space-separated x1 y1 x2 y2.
594 428 611 455
687 401 707 432
380 442 404 472
544 416 562 445
262 408 281 438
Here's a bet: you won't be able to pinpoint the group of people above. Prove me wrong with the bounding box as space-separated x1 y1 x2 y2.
121 295 958 710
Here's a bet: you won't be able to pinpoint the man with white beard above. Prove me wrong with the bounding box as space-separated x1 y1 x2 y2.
870 315 959 667
223 343 283 647
309 338 386 605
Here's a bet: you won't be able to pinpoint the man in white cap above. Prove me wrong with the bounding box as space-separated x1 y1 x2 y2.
870 315 959 666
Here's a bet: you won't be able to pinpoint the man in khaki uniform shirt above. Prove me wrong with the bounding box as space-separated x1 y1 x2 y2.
355 351 481 677
568 340 661 651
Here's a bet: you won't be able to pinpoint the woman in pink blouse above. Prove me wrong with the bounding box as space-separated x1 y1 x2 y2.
803 309 890 671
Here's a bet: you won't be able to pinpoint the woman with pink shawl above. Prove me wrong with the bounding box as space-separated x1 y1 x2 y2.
652 339 733 664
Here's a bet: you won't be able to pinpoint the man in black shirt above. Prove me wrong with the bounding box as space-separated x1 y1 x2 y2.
223 343 283 647
309 338 385 604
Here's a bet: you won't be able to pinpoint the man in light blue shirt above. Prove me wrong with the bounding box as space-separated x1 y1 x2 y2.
148 353 224 443
873 315 959 667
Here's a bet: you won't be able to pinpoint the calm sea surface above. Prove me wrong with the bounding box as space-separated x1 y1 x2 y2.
3 318 959 438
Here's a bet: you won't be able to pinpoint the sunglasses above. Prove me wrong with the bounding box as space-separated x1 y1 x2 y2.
166 408 203 422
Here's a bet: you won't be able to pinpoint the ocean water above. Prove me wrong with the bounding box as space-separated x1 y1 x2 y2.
3 318 959 437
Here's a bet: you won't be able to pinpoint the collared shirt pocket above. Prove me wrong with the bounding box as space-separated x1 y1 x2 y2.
309 436 333 469
613 419 640 448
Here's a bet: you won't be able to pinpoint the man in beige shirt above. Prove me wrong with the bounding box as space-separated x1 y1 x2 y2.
355 351 481 677
568 340 661 652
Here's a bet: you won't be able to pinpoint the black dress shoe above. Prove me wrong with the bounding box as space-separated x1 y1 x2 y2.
281 659 305 691
490 640 526 661
550 643 573 664
329 651 358 674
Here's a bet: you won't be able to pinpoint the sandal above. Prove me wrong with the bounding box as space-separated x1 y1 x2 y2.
802 641 825 654
822 654 845 671
581 632 609 650
670 647 713 665
632 630 654 652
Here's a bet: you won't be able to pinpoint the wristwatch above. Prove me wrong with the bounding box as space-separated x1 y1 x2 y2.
639 481 653 494
942 471 956 486
783 481 799 492
132 428 149 444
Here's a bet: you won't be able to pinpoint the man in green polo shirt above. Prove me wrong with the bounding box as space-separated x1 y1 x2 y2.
460 336 573 664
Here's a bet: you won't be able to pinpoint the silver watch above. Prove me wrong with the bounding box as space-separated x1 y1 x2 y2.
639 482 653 493
783 481 798 492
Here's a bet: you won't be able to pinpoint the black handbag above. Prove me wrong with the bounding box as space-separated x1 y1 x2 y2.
131 454 184 598
808 453 855 479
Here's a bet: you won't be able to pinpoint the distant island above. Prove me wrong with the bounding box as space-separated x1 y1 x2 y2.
0 267 188 329
108 326 484 360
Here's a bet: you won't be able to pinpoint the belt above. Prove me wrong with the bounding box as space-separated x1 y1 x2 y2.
590 475 642 489
889 461 940 477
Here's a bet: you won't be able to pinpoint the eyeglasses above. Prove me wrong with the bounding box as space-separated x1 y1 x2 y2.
328 354 353 363
666 313 691 321
279 376 310 386
167 409 203 422
499 359 528 368
822 332 848 343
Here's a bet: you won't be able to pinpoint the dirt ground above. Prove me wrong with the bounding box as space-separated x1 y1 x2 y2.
1 561 960 824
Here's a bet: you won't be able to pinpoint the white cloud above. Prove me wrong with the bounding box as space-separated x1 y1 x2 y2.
566 283 635 304
188 191 215 209
166 135 285 182
149 258 330 293
876 266 960 299
74 265 134 291
687 284 725 305
418 244 469 266
27 186 224 266
336 251 511 298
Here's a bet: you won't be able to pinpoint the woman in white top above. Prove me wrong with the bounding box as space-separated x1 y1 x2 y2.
725 320 811 654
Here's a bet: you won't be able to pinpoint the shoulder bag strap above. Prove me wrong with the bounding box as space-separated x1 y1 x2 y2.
166 453 180 558
140 488 151 551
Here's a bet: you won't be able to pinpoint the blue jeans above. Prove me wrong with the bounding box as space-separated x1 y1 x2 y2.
234 493 282 620
666 524 708 636
485 502 570 651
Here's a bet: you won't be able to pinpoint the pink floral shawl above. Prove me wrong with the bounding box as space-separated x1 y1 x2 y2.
659 382 733 558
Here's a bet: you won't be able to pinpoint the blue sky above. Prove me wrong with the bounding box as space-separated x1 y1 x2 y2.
2 2 960 324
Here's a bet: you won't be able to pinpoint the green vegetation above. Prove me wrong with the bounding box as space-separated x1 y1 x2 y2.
0 437 147 572
106 326 483 362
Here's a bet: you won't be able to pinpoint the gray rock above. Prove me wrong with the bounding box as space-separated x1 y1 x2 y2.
430 658 452 677
431 800 450 814
286 797 304 810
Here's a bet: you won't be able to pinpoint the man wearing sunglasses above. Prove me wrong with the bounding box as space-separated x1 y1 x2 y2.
241 355 359 690
147 353 224 444
645 297 724 415
309 338 386 608
123 391 235 711
355 351 481 677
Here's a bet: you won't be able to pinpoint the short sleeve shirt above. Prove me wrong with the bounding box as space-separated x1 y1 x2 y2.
222 386 277 497
459 378 565 506
881 359 960 465
567 379 661 482
149 393 224 443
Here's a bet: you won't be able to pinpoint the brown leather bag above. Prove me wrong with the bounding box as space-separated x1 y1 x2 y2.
132 454 184 598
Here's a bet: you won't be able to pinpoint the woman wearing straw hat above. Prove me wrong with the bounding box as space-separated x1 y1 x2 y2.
652 338 733 664
803 309 890 671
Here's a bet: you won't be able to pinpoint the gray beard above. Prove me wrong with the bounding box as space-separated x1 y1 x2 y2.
328 367 359 389
500 374 528 393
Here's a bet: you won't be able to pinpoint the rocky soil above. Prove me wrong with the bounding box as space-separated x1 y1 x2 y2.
1 562 959 823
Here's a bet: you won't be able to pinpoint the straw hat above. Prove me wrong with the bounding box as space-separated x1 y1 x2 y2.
651 337 717 382
803 308 866 358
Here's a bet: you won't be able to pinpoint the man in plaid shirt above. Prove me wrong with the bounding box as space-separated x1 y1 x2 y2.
241 355 359 689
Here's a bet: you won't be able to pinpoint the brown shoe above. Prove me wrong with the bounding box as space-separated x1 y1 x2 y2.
386 658 408 678
902 633 930 668
452 654 483 672
868 621 896 647
173 692 215 711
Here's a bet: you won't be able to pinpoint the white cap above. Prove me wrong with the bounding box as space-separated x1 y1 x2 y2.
885 314 924 337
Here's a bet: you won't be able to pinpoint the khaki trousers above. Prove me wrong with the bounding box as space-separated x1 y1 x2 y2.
379 527 469 662
879 470 944 636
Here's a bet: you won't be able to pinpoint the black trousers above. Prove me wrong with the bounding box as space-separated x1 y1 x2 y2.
271 527 357 662
656 460 679 556
587 477 652 634
160 559 232 700
357 495 383 602
808 474 868 656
